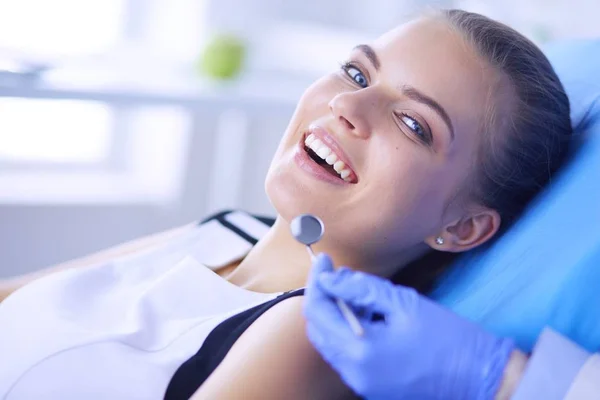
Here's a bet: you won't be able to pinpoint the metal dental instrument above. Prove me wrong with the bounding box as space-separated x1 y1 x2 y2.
291 214 365 337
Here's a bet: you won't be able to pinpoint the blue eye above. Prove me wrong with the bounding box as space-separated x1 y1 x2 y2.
400 114 432 144
342 63 368 88
401 114 424 136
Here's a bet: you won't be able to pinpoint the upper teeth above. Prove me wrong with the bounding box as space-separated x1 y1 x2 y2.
305 133 353 182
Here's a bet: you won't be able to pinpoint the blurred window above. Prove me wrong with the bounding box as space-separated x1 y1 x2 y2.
0 0 124 57
0 98 112 165
0 0 201 203
0 0 124 165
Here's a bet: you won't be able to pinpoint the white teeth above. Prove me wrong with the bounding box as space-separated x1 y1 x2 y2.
309 139 323 151
325 154 338 165
316 147 331 159
303 134 354 182
333 161 345 173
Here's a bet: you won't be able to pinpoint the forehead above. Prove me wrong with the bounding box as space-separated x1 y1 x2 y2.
373 18 500 152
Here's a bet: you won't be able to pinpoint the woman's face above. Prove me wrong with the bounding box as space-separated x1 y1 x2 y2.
266 17 502 273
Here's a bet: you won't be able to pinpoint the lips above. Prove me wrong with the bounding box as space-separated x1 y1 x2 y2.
302 126 358 184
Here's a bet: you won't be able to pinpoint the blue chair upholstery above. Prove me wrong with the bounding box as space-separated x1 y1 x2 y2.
431 40 600 352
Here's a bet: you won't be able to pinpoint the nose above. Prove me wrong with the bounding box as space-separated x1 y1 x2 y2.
328 91 372 139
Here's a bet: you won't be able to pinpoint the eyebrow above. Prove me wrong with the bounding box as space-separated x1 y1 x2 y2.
400 85 455 142
354 44 380 71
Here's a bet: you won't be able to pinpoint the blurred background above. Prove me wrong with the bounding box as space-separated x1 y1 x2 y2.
0 0 597 277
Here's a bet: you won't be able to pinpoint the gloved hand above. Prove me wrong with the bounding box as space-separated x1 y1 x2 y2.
303 253 515 400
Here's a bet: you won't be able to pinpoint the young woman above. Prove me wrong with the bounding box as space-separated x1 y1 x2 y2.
0 9 572 400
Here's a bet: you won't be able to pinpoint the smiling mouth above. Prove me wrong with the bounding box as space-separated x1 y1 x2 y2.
302 133 358 183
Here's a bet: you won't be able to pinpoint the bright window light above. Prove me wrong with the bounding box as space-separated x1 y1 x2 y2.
0 98 113 163
0 0 125 57
0 104 191 204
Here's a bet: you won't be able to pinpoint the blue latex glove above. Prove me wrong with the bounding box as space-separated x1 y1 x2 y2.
303 253 515 400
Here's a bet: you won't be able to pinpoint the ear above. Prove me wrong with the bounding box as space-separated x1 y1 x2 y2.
426 208 501 253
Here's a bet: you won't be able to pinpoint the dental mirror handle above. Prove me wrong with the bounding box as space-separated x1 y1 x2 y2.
306 246 365 337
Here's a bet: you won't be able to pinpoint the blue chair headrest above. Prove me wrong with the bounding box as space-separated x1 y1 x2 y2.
552 40 600 152
431 40 600 352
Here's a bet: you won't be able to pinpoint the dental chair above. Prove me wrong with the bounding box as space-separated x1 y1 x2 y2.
432 39 600 352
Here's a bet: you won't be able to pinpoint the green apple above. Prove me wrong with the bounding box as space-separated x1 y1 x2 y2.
199 34 246 80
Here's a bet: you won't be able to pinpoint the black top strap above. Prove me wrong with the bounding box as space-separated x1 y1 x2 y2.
164 289 305 399
199 210 276 245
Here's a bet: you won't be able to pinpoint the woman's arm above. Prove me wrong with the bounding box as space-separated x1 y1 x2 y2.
0 222 197 303
494 350 528 399
191 296 358 400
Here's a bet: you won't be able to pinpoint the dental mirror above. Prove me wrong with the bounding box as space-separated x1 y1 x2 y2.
291 214 364 337
290 214 324 260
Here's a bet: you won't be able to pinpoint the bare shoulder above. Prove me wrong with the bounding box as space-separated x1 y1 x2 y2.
192 295 358 400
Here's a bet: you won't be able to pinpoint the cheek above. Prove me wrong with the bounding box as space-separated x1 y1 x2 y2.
267 75 343 174
264 75 342 217
355 144 448 242
294 75 340 123
269 76 335 157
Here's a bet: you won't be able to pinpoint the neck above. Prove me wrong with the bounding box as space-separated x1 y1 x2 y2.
225 216 312 293
225 215 429 293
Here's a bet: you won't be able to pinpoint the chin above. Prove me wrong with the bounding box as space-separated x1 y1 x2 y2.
266 171 346 235
265 165 314 224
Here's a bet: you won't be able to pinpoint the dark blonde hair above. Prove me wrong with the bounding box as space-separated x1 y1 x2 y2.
394 9 573 292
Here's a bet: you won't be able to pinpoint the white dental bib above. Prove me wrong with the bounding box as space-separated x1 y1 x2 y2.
0 211 277 399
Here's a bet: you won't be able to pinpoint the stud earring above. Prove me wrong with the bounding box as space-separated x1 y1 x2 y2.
435 236 444 245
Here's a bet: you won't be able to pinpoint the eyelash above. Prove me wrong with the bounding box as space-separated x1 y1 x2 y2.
339 61 433 145
397 113 431 144
340 61 369 88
